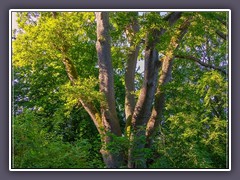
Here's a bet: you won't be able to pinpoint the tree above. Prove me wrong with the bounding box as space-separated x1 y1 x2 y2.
12 11 228 168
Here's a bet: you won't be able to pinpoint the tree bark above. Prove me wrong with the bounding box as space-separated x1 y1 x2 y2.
146 16 192 149
127 23 162 169
60 53 103 135
124 13 140 136
95 12 121 136
55 12 123 168
127 12 183 168
95 12 123 168
145 57 173 148
128 47 161 168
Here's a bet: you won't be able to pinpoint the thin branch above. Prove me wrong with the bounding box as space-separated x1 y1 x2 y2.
215 16 227 27
216 30 227 40
61 55 102 133
124 12 140 134
163 12 182 25
175 55 226 74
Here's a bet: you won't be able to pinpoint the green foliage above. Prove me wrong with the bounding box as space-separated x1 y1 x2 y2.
13 111 104 168
141 12 168 31
149 64 227 168
103 133 129 157
58 78 103 116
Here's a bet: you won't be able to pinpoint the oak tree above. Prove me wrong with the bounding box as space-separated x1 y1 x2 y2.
12 11 228 168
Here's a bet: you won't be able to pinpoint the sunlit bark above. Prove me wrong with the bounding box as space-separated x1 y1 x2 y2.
95 12 123 168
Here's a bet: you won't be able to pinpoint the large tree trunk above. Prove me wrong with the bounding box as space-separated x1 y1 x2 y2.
95 12 123 168
58 12 124 168
95 12 121 136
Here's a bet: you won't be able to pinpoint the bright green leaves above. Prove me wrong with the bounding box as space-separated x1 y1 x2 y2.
13 12 97 69
157 53 228 168
13 11 99 114
12 13 102 168
59 77 103 116
161 68 227 168
197 71 227 165
141 12 168 31
197 70 227 109
179 12 228 68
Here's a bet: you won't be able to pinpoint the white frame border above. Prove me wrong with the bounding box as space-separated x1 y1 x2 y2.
9 9 231 172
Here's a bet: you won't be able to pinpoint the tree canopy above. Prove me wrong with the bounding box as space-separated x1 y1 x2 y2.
12 11 229 169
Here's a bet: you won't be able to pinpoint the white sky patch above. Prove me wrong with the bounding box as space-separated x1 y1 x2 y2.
136 59 144 73
139 12 167 16
12 12 18 29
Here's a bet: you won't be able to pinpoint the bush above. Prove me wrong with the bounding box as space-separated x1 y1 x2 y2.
12 111 104 169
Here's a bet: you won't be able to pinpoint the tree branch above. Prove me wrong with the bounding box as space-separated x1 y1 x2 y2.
164 12 182 26
61 55 103 134
146 16 192 148
131 12 184 128
175 55 226 75
128 12 183 168
216 30 227 40
124 12 140 135
215 15 227 27
95 12 122 136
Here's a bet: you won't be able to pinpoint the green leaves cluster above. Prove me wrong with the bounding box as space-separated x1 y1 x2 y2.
13 110 104 168
59 77 103 116
150 63 228 168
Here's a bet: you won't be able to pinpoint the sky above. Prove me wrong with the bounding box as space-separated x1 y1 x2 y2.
12 12 18 29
